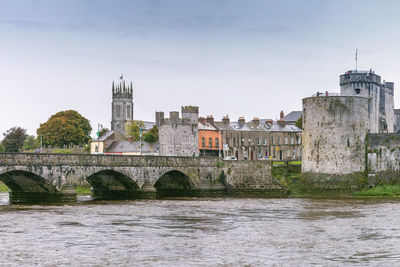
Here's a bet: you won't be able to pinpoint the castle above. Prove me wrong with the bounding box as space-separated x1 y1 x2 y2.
156 106 199 157
302 69 399 186
339 70 394 133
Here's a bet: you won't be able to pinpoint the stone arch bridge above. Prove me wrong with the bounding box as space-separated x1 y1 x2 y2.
0 153 285 203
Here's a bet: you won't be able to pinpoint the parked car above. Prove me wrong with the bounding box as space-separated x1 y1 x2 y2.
223 156 237 160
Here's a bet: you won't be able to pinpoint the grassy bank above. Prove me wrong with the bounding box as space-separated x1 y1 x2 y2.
0 182 9 192
75 186 91 195
353 185 400 197
0 182 92 195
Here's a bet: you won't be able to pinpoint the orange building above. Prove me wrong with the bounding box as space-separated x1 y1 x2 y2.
198 115 222 157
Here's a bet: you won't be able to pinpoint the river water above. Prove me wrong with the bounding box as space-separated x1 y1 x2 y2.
0 193 399 266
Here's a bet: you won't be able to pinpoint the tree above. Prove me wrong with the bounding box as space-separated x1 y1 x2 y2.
0 143 5 152
2 127 28 152
37 110 92 147
22 135 39 150
143 125 159 143
125 121 144 141
98 127 109 138
295 116 302 129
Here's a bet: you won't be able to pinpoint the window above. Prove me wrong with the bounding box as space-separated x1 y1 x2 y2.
257 138 261 145
263 138 267 145
116 105 121 117
291 137 294 144
355 88 361 94
284 137 288 144
233 138 237 146
248 138 252 145
216 138 219 148
202 137 205 147
278 137 281 145
298 136 302 144
209 138 213 148
95 146 99 153
273 149 276 158
287 150 290 158
293 149 296 158
258 149 262 158
127 106 131 118
241 138 245 146
271 137 274 145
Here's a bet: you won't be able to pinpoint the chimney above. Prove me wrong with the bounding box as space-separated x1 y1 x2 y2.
206 115 214 124
252 117 260 126
280 110 285 121
198 117 206 124
238 117 245 127
222 115 230 125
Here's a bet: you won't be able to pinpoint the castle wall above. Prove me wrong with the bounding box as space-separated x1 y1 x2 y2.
159 123 199 156
394 109 400 133
302 96 369 175
157 106 199 157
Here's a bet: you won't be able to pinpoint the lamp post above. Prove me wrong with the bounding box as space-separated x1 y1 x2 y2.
96 123 103 154
218 129 222 158
139 121 142 156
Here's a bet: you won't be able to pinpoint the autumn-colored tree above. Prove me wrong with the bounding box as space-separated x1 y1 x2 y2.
37 110 92 147
143 125 159 143
2 127 28 152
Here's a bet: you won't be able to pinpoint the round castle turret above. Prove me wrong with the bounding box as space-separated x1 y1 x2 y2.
302 95 369 175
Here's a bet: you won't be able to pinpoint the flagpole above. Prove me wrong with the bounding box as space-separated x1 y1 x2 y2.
355 49 358 72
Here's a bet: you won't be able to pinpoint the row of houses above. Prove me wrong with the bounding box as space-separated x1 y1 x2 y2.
156 106 302 161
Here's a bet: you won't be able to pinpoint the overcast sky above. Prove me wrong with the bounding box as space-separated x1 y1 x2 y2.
1 0 400 136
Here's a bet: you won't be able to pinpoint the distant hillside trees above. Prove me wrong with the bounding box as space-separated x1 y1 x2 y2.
37 110 92 147
2 126 28 152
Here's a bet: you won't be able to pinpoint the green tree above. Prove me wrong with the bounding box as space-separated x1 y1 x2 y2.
143 125 159 143
37 110 92 147
125 121 144 141
295 116 302 129
98 127 109 138
0 143 5 152
22 135 39 150
2 127 28 152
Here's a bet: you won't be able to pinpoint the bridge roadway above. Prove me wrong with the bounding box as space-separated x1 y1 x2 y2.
0 153 285 203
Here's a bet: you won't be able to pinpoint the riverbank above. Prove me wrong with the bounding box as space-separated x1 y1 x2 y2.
0 182 92 195
1 182 400 198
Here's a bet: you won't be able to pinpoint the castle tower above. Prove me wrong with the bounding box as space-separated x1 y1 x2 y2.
111 79 134 133
302 95 369 175
340 70 394 133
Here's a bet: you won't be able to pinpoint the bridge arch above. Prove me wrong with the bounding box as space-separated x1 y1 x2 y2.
154 170 195 197
0 170 58 193
86 170 140 200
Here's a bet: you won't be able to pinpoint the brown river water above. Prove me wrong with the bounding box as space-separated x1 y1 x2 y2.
0 193 399 266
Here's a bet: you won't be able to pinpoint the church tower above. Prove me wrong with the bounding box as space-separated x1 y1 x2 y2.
111 78 134 134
